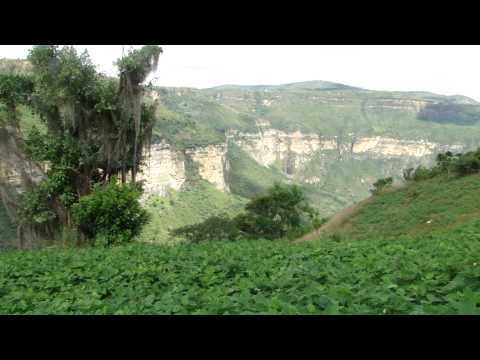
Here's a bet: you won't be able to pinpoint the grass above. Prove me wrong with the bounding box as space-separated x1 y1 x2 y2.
226 142 287 199
139 180 247 244
1 219 480 314
324 173 480 240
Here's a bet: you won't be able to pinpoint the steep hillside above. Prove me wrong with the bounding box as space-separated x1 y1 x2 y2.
139 180 247 244
305 173 480 241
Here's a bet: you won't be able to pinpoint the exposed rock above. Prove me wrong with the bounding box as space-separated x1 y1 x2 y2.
139 142 230 197
138 141 186 198
185 144 230 192
137 126 464 199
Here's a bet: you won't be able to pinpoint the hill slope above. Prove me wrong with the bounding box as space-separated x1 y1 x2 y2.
304 173 480 241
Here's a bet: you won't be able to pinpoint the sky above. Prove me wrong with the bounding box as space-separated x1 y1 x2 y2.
2 45 480 101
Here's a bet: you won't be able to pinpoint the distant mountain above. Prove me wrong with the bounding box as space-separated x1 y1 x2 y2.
209 80 361 92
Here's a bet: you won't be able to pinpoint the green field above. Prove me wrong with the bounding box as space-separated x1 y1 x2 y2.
1 219 480 314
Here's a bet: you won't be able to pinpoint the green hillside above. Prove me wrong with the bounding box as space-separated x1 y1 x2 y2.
155 83 480 148
312 173 480 241
139 180 247 244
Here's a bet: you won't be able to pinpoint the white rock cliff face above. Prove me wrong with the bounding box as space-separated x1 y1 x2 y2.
139 142 230 198
185 144 230 192
138 126 464 198
138 142 186 197
229 128 464 168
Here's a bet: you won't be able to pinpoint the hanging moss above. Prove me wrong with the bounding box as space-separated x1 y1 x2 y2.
0 45 163 248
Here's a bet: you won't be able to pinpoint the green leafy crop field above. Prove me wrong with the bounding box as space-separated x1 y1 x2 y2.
1 219 480 314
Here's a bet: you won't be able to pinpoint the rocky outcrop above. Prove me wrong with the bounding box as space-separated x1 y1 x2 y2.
352 136 463 158
138 142 186 197
138 125 465 198
230 127 463 165
185 144 230 192
139 142 230 197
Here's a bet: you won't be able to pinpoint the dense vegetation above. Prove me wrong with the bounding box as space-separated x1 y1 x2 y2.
72 181 149 247
323 170 480 241
171 184 319 242
139 180 247 243
0 46 162 247
1 218 479 314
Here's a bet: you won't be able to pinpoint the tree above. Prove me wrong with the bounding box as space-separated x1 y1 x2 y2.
0 45 163 246
236 183 318 239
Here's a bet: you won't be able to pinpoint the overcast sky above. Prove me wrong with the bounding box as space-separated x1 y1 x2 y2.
2 45 480 101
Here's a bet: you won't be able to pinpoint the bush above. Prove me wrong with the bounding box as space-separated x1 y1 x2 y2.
170 215 240 242
450 149 480 176
412 166 439 181
170 183 319 242
236 183 318 240
370 177 393 195
72 181 149 247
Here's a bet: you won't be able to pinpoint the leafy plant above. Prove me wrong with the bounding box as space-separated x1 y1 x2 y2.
1 218 480 314
370 177 393 195
71 180 150 247
170 215 240 242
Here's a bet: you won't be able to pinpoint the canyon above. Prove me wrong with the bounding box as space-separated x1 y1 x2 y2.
138 124 465 198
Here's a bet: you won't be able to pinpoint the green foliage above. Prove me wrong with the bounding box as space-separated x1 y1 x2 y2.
1 219 480 314
237 184 318 240
0 73 34 111
404 148 480 183
1 45 162 247
370 177 393 195
172 184 319 242
140 181 247 244
17 181 58 226
116 46 163 84
71 181 149 247
331 172 480 241
226 142 286 199
170 215 240 242
450 148 480 176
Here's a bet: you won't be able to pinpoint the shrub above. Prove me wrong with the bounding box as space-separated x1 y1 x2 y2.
72 180 149 247
370 177 393 195
170 183 319 242
412 166 439 181
450 149 480 176
236 183 318 240
170 215 240 242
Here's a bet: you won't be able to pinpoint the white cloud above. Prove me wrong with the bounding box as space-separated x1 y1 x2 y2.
2 45 480 101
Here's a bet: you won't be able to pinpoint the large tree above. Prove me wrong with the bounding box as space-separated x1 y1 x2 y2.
0 45 162 247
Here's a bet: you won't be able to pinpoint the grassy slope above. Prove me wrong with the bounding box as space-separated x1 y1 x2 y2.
319 173 480 240
226 142 287 199
139 180 247 244
1 219 480 314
